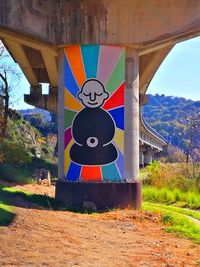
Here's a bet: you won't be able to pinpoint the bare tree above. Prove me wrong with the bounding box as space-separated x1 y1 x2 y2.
0 42 21 144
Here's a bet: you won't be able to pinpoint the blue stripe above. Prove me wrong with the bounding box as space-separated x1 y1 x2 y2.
108 107 124 130
81 45 100 79
102 163 122 182
66 162 81 181
115 145 124 178
64 55 80 98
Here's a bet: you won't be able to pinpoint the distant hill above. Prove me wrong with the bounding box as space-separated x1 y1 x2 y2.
142 94 200 151
19 108 57 136
19 107 51 122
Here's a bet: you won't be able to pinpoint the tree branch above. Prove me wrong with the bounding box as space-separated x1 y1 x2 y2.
0 72 7 84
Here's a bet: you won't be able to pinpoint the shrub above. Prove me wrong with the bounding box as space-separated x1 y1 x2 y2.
1 139 32 165
143 161 162 186
141 162 200 192
0 163 31 184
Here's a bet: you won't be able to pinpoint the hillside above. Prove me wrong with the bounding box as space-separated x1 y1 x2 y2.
0 112 57 183
142 94 200 151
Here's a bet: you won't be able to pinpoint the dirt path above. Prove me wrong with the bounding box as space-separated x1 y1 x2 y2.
0 184 200 267
186 215 200 227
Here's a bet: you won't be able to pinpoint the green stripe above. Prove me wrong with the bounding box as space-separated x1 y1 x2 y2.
64 109 76 129
106 49 125 95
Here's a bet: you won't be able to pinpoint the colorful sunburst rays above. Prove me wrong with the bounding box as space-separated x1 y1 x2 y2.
64 44 125 182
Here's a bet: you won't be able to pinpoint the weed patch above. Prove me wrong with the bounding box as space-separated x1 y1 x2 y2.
143 186 200 209
143 202 200 243
141 162 200 192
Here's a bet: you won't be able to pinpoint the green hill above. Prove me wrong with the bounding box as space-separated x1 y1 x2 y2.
142 94 200 152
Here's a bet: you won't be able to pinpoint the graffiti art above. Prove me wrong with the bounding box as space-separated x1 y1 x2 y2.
64 44 125 182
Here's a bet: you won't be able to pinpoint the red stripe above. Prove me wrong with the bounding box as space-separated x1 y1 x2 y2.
103 82 124 110
81 166 102 182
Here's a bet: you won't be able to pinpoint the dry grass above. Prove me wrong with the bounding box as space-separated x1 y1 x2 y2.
141 162 200 192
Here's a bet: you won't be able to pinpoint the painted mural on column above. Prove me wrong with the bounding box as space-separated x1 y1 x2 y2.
64 45 125 182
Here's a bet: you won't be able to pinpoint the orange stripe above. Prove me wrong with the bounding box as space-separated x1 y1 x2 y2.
81 166 102 182
64 88 83 111
65 46 86 87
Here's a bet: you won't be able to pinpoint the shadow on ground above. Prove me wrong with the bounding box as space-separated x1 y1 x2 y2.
0 184 99 214
0 207 15 227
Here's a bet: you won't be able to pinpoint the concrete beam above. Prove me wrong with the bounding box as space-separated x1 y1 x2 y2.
24 93 57 113
23 47 46 68
4 39 38 85
41 51 58 87
0 27 57 56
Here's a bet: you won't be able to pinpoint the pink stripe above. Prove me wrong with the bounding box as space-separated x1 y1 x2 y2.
64 127 72 149
97 46 123 85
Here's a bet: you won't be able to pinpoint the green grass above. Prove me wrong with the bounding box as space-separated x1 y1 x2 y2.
0 185 64 210
143 202 200 220
143 186 200 209
143 202 200 244
0 185 16 226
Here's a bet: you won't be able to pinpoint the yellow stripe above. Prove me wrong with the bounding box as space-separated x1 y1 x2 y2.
64 139 74 175
113 127 124 154
64 88 83 111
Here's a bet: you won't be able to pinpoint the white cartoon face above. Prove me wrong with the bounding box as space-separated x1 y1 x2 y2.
78 79 109 108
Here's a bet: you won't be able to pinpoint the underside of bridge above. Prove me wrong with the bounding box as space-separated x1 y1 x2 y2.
0 0 200 209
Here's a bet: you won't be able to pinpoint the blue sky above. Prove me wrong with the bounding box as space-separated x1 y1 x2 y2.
10 36 200 109
148 36 200 100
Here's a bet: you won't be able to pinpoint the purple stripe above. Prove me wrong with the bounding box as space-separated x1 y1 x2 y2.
64 127 72 149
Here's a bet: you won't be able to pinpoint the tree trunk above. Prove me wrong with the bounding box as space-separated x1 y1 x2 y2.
0 71 9 142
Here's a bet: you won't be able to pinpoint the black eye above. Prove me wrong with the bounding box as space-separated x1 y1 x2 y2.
83 93 90 96
95 93 103 96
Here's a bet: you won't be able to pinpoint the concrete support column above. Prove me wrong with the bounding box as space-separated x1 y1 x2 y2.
57 49 64 180
124 49 139 182
56 46 141 209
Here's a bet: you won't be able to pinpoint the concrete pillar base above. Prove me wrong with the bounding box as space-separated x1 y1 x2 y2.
55 180 142 210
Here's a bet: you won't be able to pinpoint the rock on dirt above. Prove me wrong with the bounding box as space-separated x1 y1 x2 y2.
32 168 51 186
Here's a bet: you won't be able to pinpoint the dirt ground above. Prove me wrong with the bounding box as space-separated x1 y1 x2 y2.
0 184 200 267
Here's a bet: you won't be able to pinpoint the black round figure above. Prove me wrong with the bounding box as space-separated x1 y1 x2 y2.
70 79 118 165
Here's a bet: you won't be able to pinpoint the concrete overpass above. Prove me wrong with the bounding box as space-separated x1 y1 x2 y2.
0 0 199 208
